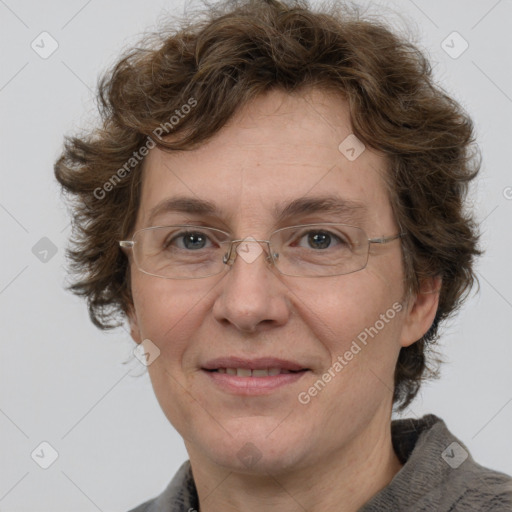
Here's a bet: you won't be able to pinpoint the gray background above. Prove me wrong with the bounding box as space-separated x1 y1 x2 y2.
1 0 511 510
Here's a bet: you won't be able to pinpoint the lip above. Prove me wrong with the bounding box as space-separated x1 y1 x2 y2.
201 357 310 396
202 357 307 372
202 368 309 395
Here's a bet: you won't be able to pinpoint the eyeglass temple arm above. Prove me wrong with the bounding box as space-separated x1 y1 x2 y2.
368 232 405 244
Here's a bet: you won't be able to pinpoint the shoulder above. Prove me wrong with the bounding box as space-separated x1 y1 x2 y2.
441 464 512 511
361 414 512 511
410 415 512 510
127 501 151 512
126 461 198 512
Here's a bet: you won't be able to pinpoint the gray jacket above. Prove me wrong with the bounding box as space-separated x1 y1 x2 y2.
128 414 512 511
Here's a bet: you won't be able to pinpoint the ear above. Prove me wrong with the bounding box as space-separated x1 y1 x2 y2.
400 276 441 348
127 305 142 345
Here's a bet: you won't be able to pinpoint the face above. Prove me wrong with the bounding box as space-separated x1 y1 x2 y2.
127 88 436 475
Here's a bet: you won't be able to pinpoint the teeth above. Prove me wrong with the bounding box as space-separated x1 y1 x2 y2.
214 367 298 376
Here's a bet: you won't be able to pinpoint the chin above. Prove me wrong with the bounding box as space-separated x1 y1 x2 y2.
191 418 312 474
209 443 306 475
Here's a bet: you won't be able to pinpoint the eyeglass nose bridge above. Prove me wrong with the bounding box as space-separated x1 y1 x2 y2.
222 238 279 268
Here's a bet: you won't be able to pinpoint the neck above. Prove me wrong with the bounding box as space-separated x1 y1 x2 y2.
188 415 402 512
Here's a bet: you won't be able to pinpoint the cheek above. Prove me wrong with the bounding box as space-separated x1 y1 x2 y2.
130 274 209 432
292 264 406 394
130 272 202 362
295 272 405 417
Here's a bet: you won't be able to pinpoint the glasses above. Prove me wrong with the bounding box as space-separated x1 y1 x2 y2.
119 223 404 279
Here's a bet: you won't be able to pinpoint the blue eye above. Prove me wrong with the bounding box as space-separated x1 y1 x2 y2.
306 231 334 249
166 231 214 250
296 230 346 250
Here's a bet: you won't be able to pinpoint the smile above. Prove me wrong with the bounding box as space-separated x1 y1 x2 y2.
202 368 309 395
207 368 302 376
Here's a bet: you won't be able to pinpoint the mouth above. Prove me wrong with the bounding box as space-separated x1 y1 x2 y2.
201 357 310 395
204 367 306 377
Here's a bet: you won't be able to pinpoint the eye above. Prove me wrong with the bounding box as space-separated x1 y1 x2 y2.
165 230 214 250
295 229 347 250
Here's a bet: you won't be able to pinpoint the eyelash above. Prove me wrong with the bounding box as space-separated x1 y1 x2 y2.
164 228 347 251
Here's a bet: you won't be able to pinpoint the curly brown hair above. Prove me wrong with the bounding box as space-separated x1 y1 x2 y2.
54 0 481 411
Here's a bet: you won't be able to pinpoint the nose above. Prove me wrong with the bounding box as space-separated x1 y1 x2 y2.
212 239 290 333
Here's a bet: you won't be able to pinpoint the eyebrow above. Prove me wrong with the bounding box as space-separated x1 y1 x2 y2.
146 195 367 227
147 196 221 226
274 196 367 224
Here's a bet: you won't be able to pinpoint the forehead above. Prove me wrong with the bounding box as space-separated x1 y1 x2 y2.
136 88 393 232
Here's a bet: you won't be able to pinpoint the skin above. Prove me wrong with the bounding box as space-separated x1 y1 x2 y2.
127 88 440 512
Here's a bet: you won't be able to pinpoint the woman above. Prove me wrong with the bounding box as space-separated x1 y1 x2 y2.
54 0 512 510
